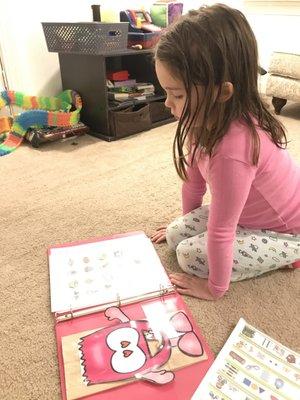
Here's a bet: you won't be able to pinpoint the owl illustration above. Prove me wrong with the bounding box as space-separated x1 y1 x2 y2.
79 306 203 385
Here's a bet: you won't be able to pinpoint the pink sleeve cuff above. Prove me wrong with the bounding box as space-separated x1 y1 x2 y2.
208 280 228 299
292 260 300 269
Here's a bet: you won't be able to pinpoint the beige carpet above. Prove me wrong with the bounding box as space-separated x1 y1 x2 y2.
1 101 300 399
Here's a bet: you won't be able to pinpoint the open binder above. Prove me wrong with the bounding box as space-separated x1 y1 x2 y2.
48 231 214 400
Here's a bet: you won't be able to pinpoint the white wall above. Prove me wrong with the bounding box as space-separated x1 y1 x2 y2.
0 0 299 96
247 12 300 69
0 0 163 95
188 1 300 69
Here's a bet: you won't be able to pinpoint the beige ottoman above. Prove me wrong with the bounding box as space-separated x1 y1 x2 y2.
266 52 300 114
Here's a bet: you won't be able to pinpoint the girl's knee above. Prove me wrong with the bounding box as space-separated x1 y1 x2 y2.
176 241 191 272
176 240 209 277
166 219 185 250
165 225 176 250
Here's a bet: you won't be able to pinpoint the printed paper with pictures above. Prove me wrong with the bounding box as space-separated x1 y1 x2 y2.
192 318 300 400
49 233 171 313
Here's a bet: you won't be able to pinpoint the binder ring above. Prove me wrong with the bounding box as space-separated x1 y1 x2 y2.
159 284 166 303
69 305 74 319
116 293 121 307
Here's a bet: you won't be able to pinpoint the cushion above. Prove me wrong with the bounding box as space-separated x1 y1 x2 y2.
268 52 300 80
266 74 300 102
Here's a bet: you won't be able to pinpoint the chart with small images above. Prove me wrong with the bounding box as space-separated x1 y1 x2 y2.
192 318 299 400
48 233 171 313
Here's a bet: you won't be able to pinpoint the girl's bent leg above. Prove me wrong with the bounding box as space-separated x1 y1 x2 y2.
175 233 209 278
231 228 300 281
173 227 300 282
166 205 209 250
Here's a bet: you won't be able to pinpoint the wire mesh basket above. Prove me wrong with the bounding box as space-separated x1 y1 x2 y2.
42 22 129 55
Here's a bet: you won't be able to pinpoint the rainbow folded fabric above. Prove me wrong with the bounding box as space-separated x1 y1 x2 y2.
0 90 82 156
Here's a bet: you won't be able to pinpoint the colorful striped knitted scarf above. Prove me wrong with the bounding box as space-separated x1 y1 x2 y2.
0 90 82 156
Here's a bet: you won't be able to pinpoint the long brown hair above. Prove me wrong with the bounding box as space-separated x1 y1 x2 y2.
154 4 287 180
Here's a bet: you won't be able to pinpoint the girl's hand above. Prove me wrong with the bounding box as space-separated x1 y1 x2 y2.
169 273 220 300
150 226 167 243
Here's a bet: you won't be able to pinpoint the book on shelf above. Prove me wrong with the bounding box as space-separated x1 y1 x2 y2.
107 81 155 93
48 231 214 400
135 83 155 92
192 318 300 400
114 79 137 88
108 91 155 102
106 79 137 89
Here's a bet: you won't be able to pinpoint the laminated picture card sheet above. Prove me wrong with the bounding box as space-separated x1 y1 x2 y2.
192 318 300 400
48 231 214 400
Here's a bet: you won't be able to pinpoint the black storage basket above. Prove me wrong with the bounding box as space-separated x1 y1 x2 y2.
42 22 129 55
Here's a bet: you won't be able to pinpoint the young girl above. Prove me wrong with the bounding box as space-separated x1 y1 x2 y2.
151 4 300 300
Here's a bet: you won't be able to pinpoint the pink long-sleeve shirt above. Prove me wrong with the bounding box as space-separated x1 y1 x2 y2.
182 119 300 297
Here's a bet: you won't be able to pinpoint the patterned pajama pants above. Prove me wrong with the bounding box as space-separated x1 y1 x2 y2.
166 205 300 281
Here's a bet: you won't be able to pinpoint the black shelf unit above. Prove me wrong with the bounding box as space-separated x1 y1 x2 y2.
58 49 175 141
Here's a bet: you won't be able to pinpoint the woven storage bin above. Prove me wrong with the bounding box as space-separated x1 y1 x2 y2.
109 104 151 139
149 100 172 123
42 22 128 55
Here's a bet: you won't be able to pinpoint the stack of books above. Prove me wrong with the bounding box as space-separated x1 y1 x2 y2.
107 78 155 102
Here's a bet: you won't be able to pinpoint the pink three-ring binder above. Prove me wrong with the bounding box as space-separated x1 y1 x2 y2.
48 231 214 400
